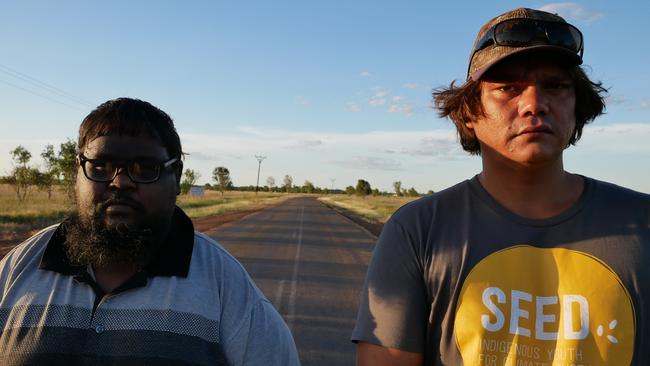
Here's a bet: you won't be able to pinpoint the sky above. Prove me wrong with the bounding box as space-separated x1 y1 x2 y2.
0 1 648 193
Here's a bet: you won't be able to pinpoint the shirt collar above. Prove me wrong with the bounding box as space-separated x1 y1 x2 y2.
39 206 195 278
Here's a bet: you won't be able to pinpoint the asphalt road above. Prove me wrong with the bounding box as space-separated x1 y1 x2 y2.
204 197 376 366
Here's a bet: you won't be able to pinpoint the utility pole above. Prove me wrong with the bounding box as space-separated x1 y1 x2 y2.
330 178 336 192
255 155 266 195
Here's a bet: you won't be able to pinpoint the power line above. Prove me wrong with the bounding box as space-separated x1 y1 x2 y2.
0 77 87 112
0 63 94 108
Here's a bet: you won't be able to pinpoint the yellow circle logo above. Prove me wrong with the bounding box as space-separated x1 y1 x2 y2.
455 246 634 365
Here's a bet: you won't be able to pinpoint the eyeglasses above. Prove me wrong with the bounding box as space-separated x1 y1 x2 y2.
78 154 179 183
472 18 584 58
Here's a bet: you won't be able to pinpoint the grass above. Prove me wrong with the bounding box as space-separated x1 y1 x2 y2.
318 194 420 223
177 191 289 218
0 184 74 237
0 184 289 243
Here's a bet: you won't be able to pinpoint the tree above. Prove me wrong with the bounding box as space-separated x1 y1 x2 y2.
345 185 356 195
34 169 56 199
39 144 58 199
181 169 200 194
266 176 276 192
212 166 232 195
283 175 293 193
302 180 315 194
9 146 37 201
393 181 403 196
355 179 371 196
11 146 31 167
57 139 78 200
407 187 420 197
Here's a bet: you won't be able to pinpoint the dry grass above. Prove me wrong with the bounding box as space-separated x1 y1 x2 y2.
177 190 289 218
318 194 420 223
0 184 290 243
0 184 74 240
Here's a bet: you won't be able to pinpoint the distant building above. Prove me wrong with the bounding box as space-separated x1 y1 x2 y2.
189 185 205 197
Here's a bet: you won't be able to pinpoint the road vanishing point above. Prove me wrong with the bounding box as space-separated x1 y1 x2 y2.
205 197 375 366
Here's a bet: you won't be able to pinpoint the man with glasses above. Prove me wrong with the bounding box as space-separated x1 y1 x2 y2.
0 98 300 365
353 8 649 365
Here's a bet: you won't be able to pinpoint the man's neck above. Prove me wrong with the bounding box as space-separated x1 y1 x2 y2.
478 158 584 219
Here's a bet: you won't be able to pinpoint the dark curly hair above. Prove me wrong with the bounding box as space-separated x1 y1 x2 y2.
433 60 608 155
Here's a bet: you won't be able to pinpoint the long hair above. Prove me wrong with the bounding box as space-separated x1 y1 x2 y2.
433 65 608 155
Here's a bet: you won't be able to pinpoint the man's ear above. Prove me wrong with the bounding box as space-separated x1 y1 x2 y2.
465 120 475 130
175 161 183 195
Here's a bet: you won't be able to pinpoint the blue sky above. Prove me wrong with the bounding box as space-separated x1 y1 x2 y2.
1 1 648 193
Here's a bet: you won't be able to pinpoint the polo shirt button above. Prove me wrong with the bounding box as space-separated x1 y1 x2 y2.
95 324 105 334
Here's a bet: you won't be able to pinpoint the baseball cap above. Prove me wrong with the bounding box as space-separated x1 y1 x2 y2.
467 8 584 81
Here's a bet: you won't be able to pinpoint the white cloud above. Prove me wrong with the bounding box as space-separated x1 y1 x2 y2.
185 150 245 161
374 88 387 97
237 126 266 136
346 103 362 113
369 98 385 106
369 89 386 105
182 128 462 158
360 71 371 77
175 128 472 191
388 95 414 116
538 3 604 23
403 83 419 89
580 123 650 153
400 136 464 159
288 139 323 149
388 103 413 116
329 156 403 171
605 95 627 106
368 87 389 106
221 124 650 161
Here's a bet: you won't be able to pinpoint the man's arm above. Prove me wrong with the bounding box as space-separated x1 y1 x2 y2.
357 342 423 366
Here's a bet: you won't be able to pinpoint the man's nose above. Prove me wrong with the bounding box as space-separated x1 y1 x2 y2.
109 167 137 189
518 84 550 117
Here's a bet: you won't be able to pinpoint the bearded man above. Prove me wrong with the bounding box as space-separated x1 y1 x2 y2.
0 98 300 366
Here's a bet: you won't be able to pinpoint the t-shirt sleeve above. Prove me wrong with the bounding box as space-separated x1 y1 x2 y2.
351 216 428 353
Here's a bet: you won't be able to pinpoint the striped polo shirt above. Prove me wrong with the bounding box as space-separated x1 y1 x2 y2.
0 208 299 366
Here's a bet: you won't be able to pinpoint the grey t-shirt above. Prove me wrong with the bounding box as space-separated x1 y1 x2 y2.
352 176 650 365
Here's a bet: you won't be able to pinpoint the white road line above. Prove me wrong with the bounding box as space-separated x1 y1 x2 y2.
273 280 285 311
287 204 304 332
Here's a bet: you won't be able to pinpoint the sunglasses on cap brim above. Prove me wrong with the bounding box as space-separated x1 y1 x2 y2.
472 18 584 58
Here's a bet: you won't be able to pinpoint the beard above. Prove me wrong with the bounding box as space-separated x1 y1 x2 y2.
63 192 172 269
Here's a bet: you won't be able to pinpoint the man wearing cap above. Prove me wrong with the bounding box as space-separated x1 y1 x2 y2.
352 8 650 365
0 98 300 365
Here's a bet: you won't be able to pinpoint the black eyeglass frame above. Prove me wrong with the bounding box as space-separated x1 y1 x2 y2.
471 18 584 62
77 154 179 184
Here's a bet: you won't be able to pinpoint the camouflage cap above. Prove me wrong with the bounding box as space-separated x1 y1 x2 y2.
467 8 583 81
